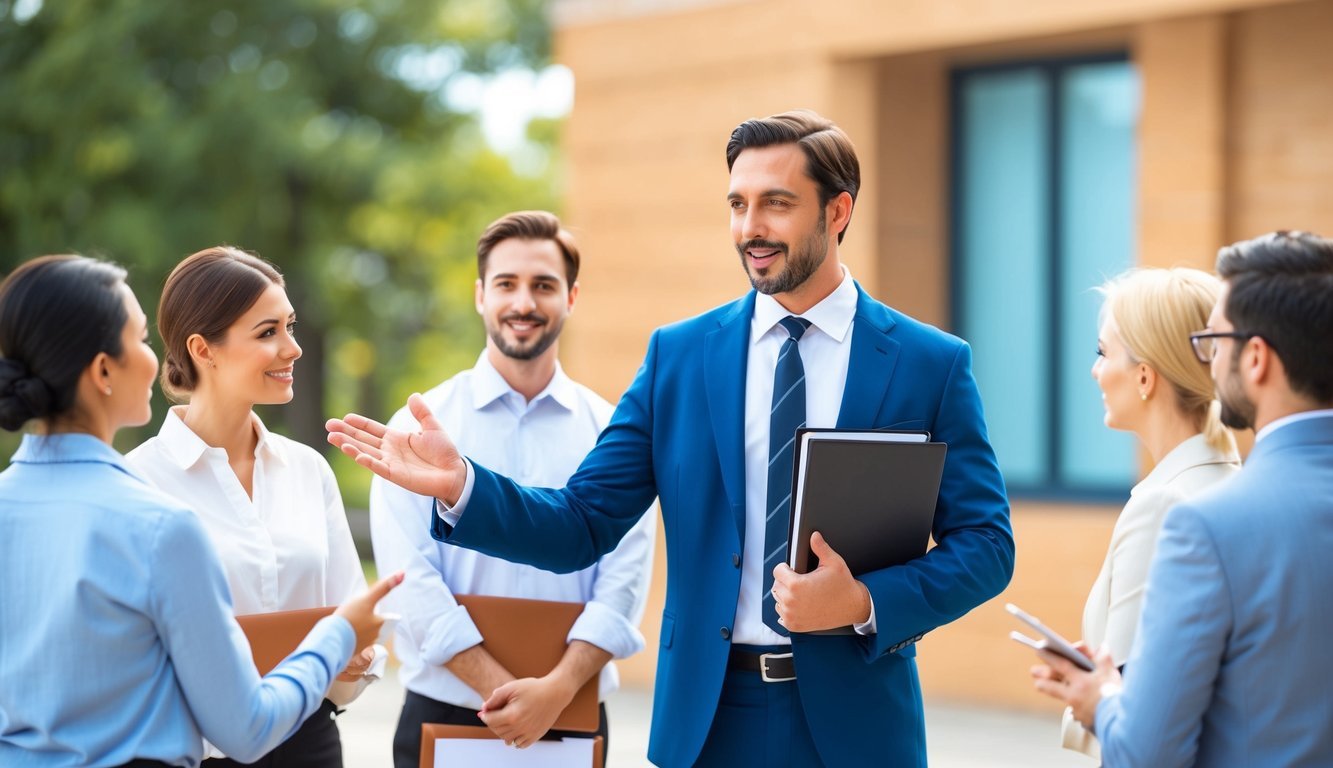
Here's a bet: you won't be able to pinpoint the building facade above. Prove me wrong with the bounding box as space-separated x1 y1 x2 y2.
551 0 1333 709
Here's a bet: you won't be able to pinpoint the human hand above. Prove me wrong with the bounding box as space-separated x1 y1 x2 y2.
771 531 872 632
326 393 467 504
333 571 403 654
1031 643 1121 728
478 675 577 748
336 646 376 682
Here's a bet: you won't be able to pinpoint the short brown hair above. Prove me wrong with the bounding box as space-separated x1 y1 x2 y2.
476 211 580 284
725 109 861 243
158 246 284 402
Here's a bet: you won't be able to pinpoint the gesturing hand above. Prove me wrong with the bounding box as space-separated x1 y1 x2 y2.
333 571 404 656
326 393 467 504
771 531 872 632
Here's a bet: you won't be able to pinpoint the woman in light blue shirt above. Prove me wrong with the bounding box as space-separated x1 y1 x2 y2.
0 255 399 768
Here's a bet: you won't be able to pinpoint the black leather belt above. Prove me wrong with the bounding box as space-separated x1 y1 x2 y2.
728 648 796 682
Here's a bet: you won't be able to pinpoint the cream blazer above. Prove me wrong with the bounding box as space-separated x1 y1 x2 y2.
1061 434 1240 759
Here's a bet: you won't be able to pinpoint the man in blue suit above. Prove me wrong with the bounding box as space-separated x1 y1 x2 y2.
1033 231 1333 766
330 109 1015 767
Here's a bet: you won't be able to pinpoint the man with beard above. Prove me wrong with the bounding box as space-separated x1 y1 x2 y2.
369 210 655 768
1031 230 1333 767
333 111 1014 767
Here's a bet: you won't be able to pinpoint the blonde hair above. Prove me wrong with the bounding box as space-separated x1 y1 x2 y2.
1099 268 1235 454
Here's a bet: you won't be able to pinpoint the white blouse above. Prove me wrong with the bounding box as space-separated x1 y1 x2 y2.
127 407 382 710
1061 433 1240 758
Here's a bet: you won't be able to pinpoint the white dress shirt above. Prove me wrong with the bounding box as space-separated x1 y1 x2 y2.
1061 433 1240 757
734 268 873 645
126 407 382 718
370 352 656 709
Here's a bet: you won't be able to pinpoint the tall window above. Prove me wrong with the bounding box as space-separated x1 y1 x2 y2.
952 55 1140 497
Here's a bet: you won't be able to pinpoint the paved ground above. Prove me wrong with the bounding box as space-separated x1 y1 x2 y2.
339 673 1096 767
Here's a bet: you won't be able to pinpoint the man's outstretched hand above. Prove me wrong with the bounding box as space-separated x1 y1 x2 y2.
326 393 467 504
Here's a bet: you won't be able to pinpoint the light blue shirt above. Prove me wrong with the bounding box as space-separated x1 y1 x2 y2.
0 434 354 767
372 353 655 709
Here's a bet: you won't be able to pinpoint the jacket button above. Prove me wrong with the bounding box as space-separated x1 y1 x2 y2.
720 626 731 640
731 553 741 568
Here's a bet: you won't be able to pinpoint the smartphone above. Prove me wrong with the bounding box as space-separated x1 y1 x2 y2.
1005 602 1095 672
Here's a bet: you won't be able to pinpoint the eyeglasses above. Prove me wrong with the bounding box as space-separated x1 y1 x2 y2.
1189 331 1255 364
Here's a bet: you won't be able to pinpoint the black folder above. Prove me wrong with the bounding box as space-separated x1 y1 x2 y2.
784 429 947 632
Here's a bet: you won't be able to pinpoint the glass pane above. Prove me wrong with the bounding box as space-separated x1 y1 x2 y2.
1058 61 1140 488
957 68 1051 488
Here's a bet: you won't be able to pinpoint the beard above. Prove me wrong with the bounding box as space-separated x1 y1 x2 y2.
486 311 563 361
736 209 829 296
1217 354 1257 430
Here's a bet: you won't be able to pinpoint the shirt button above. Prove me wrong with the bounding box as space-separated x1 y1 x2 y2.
720 626 731 640
731 553 741 568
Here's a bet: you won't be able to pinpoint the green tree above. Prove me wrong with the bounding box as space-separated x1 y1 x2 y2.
0 0 562 500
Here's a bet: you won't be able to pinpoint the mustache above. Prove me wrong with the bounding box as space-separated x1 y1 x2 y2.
737 239 788 255
500 312 548 325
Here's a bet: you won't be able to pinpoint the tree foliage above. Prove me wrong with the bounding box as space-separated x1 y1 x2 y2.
0 0 561 500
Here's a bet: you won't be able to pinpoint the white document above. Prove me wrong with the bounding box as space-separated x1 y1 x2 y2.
434 737 594 767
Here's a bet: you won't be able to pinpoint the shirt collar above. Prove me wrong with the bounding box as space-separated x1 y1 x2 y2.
1132 433 1239 495
10 432 143 480
469 350 578 413
751 266 857 345
158 406 286 470
1254 408 1333 444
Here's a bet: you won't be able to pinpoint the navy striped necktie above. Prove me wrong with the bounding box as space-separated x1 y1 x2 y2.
762 315 812 635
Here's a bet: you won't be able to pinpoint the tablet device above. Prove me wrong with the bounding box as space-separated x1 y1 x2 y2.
1005 602 1094 672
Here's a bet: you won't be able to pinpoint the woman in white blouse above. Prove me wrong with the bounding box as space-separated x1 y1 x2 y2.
1061 267 1242 759
127 246 382 768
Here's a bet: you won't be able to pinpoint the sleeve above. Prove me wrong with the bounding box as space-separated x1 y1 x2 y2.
854 342 1016 659
1100 490 1178 663
1094 502 1230 767
148 509 354 763
567 501 657 659
431 332 662 573
317 456 383 707
371 469 484 667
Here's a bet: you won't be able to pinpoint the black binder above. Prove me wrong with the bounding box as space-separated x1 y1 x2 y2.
784 429 947 633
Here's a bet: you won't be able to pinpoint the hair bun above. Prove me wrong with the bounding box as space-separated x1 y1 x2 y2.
0 357 55 430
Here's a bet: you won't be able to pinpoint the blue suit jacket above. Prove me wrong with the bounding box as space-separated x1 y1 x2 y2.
1095 414 1333 767
435 285 1014 766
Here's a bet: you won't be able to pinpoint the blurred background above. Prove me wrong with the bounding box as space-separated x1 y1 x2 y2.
5 0 1332 764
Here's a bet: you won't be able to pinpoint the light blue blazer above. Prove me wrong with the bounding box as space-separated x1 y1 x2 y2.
1095 413 1333 766
434 285 1015 767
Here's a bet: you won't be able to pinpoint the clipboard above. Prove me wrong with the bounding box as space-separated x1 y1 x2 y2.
420 724 603 768
453 595 599 733
235 605 337 676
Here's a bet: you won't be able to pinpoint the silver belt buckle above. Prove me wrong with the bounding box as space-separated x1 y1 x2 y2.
759 651 795 683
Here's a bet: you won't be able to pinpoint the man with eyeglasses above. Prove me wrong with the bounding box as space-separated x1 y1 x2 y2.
1032 230 1333 767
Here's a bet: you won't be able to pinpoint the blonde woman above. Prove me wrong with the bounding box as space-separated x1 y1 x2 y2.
127 246 382 767
1063 267 1241 758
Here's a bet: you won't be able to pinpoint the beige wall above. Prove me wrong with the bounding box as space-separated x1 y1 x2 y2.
554 0 1333 708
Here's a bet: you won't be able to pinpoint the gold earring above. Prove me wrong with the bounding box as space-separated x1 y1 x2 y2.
1140 392 1148 401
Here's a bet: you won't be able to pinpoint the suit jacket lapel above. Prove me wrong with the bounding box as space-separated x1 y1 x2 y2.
837 284 901 428
704 292 754 538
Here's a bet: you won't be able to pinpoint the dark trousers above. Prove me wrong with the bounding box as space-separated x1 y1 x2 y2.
393 689 608 768
695 649 825 768
203 699 342 768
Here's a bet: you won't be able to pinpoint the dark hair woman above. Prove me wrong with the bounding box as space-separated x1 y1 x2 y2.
0 255 399 768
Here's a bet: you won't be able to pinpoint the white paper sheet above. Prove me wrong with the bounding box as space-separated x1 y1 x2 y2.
434 736 594 767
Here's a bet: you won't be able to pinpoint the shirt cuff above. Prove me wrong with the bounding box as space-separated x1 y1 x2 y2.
567 600 647 660
852 594 877 635
434 458 474 528
419 603 485 666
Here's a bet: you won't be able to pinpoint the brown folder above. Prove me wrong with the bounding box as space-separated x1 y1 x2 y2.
420 723 603 768
453 595 600 734
235 605 337 676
